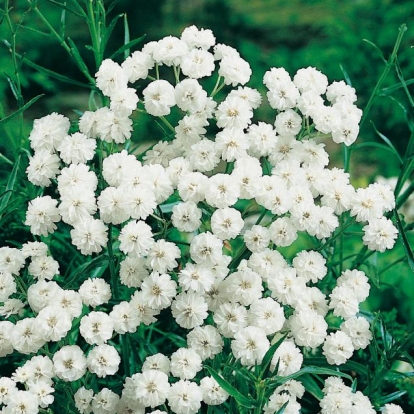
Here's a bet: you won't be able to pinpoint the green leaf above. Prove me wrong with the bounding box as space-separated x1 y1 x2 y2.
352 141 403 160
0 154 20 216
0 94 44 127
123 13 130 59
19 55 91 88
259 334 287 379
363 38 386 63
63 254 109 288
44 0 86 18
374 390 407 406
393 209 414 274
110 35 146 59
370 122 403 164
275 401 289 414
67 37 92 77
300 374 324 400
4 73 21 102
101 13 124 53
380 78 414 96
339 64 352 87
205 366 259 408
280 365 353 383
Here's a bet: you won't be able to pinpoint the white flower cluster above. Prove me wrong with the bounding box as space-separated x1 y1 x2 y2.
0 24 404 414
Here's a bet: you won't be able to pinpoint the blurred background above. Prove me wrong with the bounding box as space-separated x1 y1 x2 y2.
0 0 413 326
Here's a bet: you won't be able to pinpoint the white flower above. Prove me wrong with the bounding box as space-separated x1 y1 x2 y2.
187 325 224 360
189 232 223 266
29 112 70 152
329 285 360 319
141 272 177 310
4 390 40 414
181 49 215 79
200 376 229 405
224 269 263 306
102 150 140 187
36 305 72 342
243 225 270 253
213 301 248 338
170 347 203 380
211 207 244 240
55 289 83 319
122 50 154 82
205 173 240 208
143 79 176 116
57 163 98 193
79 278 112 308
58 132 96 164
110 301 140 334
97 186 130 225
248 297 285 335
381 403 406 414
219 55 252 86
53 345 87 381
28 255 59 281
0 271 16 301
0 321 14 357
74 386 94 414
142 353 171 374
171 291 208 329
289 309 328 348
119 220 154 257
168 380 202 414
132 370 170 408
27 280 62 313
323 331 354 365
363 217 398 252
59 187 96 226
95 107 133 144
270 340 303 376
231 326 270 366
337 269 370 302
153 36 189 66
268 217 298 247
21 241 48 258
24 355 54 384
119 256 149 288
26 149 60 187
172 201 202 233
11 318 45 355
96 58 128 96
247 122 277 158
215 127 249 161
87 344 120 377
0 298 24 318
350 186 384 222
274 109 302 136
292 250 327 283
215 97 253 130
70 217 108 255
25 195 61 236
80 311 114 345
130 291 159 326
266 80 300 111
181 25 216 49
293 66 328 94
263 392 301 414
110 87 139 115
92 388 120 414
145 240 181 273
178 262 214 294
267 267 306 307
28 379 54 408
188 138 219 173
178 171 208 202
341 316 373 350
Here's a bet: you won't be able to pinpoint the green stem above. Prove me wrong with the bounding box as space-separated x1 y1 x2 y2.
360 24 407 129
107 224 119 299
86 0 102 68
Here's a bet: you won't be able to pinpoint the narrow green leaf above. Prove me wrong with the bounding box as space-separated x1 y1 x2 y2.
123 13 130 59
59 3 66 38
363 38 386 63
374 390 407 406
110 35 146 59
101 13 124 52
370 121 403 164
63 254 109 287
260 334 287 379
380 78 414 96
67 37 92 77
19 55 91 88
393 209 414 274
339 64 352 86
275 401 289 414
283 364 353 383
352 142 403 160
205 366 259 408
0 94 44 127
300 374 324 400
0 154 20 215
4 74 20 102
44 0 86 17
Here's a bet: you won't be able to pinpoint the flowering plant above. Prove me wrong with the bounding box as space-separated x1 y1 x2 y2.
1 2 413 413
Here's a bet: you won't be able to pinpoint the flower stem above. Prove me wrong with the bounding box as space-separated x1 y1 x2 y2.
107 223 119 299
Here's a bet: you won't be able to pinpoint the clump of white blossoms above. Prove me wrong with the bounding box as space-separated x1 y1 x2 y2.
0 24 404 414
